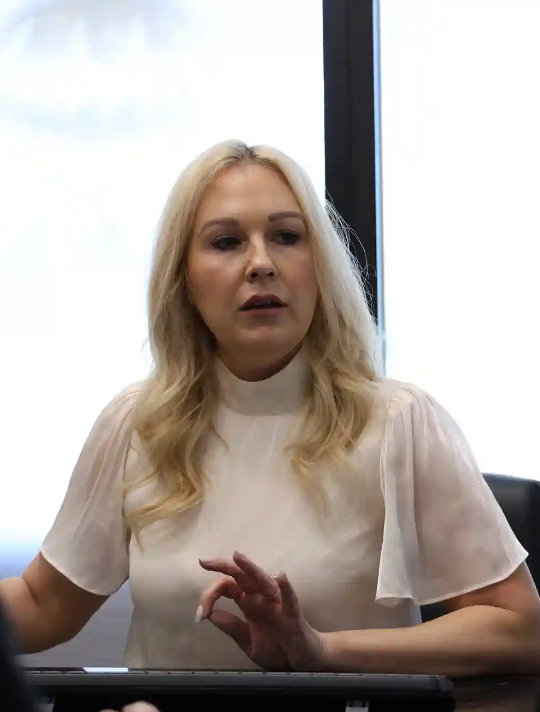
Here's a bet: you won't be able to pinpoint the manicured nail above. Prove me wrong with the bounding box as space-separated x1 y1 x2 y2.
194 605 204 623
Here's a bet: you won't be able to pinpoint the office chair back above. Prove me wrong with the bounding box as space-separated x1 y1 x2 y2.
421 473 540 623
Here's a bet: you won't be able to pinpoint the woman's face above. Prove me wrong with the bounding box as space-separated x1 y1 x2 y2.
186 163 319 380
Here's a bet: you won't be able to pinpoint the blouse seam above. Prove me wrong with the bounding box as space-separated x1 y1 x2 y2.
378 381 416 498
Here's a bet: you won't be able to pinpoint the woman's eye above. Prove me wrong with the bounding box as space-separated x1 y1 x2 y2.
212 236 239 250
211 231 299 250
277 230 299 244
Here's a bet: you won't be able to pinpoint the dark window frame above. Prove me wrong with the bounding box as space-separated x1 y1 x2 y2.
323 0 384 356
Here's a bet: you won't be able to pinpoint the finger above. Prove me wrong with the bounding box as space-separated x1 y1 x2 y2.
233 551 280 599
207 609 251 653
198 575 243 619
275 571 301 618
198 557 255 591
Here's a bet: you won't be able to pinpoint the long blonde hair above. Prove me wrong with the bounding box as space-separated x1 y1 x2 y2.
122 139 382 546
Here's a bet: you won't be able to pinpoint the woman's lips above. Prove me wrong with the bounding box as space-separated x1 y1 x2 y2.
240 305 287 315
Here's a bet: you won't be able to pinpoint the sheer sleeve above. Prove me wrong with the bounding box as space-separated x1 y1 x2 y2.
376 383 528 607
40 384 142 595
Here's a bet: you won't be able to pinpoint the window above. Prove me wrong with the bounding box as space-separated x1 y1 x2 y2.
0 0 324 569
379 0 540 479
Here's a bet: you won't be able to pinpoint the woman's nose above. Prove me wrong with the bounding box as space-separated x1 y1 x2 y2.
247 263 276 280
245 241 277 279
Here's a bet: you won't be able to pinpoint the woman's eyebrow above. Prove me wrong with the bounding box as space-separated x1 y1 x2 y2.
268 211 305 222
200 211 305 233
200 217 240 232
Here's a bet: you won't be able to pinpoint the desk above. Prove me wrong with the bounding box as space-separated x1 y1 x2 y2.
453 674 540 712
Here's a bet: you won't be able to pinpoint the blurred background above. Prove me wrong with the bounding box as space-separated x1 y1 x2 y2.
0 0 538 666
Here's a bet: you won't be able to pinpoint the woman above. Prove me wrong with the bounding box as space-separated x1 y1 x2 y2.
1 140 539 679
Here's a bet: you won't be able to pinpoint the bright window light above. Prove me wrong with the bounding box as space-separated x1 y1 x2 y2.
379 0 540 480
0 0 324 562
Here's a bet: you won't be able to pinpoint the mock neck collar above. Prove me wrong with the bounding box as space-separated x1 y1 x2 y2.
213 343 311 415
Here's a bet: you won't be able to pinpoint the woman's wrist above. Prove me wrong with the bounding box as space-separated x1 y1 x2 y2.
314 630 337 672
289 625 335 672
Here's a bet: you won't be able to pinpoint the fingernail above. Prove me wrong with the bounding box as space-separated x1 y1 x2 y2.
194 605 204 623
199 557 210 566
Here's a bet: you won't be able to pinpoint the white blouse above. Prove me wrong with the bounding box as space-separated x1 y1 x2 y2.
40 344 527 669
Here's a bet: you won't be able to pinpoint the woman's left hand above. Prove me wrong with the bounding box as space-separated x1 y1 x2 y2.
196 550 328 671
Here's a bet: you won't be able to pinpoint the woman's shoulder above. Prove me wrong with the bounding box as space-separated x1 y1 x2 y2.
365 377 449 439
111 380 146 403
369 377 461 446
371 376 432 411
96 380 146 427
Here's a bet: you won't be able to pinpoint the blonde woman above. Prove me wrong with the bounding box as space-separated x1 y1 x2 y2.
1 141 539 679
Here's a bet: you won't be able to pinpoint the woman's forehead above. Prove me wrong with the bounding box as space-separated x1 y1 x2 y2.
199 164 299 211
195 164 301 222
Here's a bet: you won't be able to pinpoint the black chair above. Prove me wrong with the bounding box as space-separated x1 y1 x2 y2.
421 473 540 623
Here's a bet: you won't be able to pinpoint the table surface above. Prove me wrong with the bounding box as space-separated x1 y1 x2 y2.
453 674 540 712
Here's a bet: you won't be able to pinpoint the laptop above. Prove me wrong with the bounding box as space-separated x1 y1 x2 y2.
27 667 456 712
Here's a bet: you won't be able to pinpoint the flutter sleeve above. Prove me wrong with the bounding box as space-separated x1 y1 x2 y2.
40 384 142 595
376 383 528 607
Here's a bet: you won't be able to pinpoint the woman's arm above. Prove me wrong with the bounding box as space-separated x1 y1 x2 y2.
0 553 108 653
196 554 540 676
319 564 540 676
